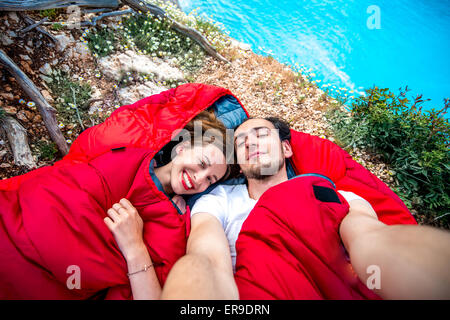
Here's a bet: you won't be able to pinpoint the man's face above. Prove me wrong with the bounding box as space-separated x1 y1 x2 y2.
234 119 291 179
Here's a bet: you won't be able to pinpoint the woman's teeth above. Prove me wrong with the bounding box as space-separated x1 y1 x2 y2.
183 171 193 189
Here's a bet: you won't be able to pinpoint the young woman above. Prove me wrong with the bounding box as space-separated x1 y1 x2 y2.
0 109 237 300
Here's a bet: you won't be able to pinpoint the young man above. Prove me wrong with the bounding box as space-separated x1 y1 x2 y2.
160 117 450 300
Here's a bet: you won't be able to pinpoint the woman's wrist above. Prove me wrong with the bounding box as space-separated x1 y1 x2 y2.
123 243 150 263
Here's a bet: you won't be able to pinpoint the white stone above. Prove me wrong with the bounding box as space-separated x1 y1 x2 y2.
0 34 13 46
98 50 184 82
117 82 166 106
39 63 52 76
54 34 75 52
8 12 19 23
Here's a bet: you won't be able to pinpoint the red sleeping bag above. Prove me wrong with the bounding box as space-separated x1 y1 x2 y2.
0 83 415 299
233 131 417 299
0 83 245 299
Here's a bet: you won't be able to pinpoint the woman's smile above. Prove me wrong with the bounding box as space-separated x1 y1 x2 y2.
181 170 195 191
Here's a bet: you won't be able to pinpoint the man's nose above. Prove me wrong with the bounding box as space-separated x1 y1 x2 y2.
246 133 258 147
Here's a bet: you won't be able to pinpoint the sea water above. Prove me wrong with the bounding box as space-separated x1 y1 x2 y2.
180 0 450 114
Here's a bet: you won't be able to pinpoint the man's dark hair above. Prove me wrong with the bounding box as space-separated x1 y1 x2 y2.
264 117 291 142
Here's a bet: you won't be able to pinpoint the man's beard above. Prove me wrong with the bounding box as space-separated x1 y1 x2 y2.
242 157 285 180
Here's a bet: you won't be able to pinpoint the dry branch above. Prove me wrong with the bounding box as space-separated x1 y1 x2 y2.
19 13 57 43
122 0 230 63
0 0 119 11
0 49 69 155
0 116 37 169
20 16 48 33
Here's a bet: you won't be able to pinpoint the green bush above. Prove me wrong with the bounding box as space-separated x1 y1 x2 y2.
85 27 116 58
37 141 58 161
0 107 5 120
327 86 449 226
48 70 92 129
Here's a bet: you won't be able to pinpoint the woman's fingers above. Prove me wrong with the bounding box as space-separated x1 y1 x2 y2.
119 198 136 213
104 216 114 230
107 207 120 222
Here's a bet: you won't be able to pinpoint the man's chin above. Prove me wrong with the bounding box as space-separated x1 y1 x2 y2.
242 160 285 179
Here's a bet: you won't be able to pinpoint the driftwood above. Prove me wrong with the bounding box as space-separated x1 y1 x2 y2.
0 49 69 155
122 0 230 63
19 13 57 43
80 8 133 26
0 0 119 11
0 116 37 169
20 16 48 33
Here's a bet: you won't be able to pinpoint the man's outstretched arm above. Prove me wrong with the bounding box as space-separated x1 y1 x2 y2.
340 199 450 299
161 213 239 299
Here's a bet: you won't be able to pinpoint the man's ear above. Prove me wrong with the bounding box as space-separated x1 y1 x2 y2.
282 140 293 159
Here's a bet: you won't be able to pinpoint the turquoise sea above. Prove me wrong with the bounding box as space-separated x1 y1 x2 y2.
180 0 450 114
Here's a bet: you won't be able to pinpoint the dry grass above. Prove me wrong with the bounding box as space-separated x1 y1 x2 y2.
196 45 330 136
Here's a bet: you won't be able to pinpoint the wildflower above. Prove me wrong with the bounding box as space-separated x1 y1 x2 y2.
128 76 133 81
97 108 103 112
19 99 25 104
113 84 118 89
114 105 120 109
58 123 65 129
66 139 72 144
95 73 101 78
78 77 84 81
80 36 85 42
67 130 73 135
27 101 35 107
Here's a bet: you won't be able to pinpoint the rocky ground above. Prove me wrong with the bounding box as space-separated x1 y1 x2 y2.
0 7 434 226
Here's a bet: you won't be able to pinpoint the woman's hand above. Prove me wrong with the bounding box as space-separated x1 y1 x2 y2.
104 198 146 260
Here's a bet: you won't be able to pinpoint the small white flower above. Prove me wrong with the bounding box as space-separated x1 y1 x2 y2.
27 101 36 107
58 123 65 128
66 139 72 144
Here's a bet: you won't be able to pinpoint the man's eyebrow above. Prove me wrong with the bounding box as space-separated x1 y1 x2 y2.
234 126 271 143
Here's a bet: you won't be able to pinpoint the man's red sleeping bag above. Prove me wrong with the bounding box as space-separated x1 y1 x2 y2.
0 83 416 299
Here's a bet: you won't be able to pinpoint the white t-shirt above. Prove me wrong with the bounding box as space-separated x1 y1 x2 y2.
190 184 371 271
191 184 256 271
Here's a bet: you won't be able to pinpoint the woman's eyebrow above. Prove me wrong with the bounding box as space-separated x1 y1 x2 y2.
204 156 218 182
204 155 211 166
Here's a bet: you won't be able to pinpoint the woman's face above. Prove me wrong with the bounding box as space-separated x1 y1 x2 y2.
170 143 227 195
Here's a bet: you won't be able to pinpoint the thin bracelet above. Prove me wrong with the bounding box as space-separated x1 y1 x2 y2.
127 264 154 277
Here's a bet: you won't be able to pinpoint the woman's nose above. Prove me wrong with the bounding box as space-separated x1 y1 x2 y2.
193 170 208 187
